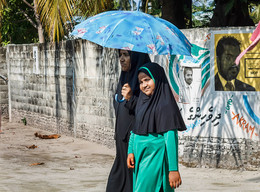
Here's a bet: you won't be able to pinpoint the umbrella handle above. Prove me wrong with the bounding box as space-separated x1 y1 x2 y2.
115 71 128 103
115 94 125 103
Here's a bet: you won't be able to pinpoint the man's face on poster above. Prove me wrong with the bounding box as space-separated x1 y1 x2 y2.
184 70 193 85
217 44 240 81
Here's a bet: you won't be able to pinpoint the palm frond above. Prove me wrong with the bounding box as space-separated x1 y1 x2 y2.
76 0 114 17
0 0 7 44
251 4 260 21
36 0 114 42
36 0 75 42
0 0 7 17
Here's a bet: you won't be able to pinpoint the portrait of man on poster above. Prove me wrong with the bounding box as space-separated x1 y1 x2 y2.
215 36 255 91
183 67 193 102
180 67 196 103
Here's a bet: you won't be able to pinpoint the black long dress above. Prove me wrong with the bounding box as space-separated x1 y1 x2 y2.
106 51 150 192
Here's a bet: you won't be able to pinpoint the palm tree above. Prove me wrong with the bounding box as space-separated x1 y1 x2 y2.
0 0 6 43
37 0 114 42
249 2 260 23
0 0 114 44
0 0 6 13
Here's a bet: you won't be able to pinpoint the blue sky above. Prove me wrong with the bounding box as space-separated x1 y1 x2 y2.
193 0 214 7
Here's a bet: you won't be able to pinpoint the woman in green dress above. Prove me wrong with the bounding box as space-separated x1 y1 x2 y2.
126 62 186 192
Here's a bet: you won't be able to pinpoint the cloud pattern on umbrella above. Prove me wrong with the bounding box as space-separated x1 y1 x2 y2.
71 11 191 56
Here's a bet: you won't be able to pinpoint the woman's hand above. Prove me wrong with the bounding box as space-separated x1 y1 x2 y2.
169 171 182 189
121 83 132 101
127 153 135 169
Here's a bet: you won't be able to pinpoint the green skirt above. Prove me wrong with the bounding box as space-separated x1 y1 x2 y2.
131 133 176 192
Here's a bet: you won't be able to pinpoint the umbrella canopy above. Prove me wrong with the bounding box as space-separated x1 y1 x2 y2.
71 10 191 56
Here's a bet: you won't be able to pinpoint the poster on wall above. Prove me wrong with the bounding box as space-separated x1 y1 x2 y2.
179 65 201 104
210 29 260 141
33 46 39 74
212 31 260 92
164 29 260 141
166 44 210 105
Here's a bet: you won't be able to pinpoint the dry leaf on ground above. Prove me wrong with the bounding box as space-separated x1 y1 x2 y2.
29 162 45 166
26 145 38 149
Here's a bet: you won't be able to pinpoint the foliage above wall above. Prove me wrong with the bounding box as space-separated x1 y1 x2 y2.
0 0 259 45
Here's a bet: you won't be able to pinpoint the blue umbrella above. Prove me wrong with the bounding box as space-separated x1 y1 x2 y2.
71 10 191 56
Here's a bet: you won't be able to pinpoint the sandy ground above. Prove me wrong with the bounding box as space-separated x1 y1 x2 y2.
0 120 260 192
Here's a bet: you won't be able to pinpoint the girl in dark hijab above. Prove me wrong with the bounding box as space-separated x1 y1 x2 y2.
106 50 151 192
127 62 186 192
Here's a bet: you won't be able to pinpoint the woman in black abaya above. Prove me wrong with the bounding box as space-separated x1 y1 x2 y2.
106 50 151 192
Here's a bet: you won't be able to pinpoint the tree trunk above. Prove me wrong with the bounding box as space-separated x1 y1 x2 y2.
210 0 255 27
161 0 191 29
184 0 192 28
37 23 45 43
33 0 45 43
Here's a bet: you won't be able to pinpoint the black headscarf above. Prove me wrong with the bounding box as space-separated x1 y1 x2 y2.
114 51 151 140
133 62 187 135
117 51 151 97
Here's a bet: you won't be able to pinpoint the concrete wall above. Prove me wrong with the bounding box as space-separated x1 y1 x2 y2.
0 47 8 117
4 27 260 170
7 40 119 148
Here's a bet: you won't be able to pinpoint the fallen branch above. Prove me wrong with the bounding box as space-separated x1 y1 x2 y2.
34 132 61 139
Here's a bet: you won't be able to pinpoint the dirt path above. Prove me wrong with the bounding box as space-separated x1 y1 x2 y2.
0 121 259 192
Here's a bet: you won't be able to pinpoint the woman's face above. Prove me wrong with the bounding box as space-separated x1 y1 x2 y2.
138 72 155 96
119 50 131 72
